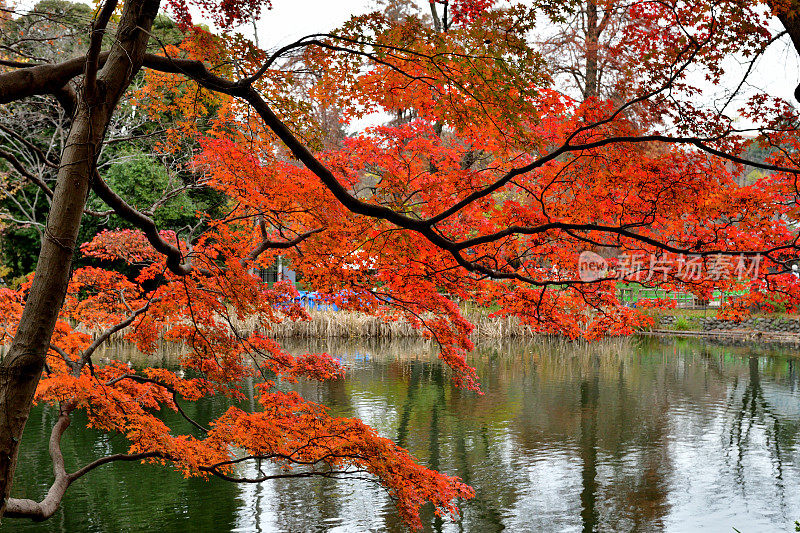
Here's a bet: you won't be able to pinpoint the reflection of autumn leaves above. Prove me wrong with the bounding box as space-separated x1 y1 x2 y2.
3 0 800 526
16 232 476 529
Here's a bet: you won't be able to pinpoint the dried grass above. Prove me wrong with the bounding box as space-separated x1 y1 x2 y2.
0 306 578 365
246 308 537 339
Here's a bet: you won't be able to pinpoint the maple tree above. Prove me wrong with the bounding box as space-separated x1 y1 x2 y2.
2 0 800 528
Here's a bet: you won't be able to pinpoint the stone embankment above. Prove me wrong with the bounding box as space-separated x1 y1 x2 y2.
652 315 800 344
658 315 800 333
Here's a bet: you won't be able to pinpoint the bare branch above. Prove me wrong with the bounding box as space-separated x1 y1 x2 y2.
0 148 112 217
0 123 59 168
3 402 75 520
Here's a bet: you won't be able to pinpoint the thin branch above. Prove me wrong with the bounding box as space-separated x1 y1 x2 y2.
246 222 324 262
104 374 209 432
49 344 76 371
0 123 59 168
76 300 153 372
0 148 112 217
0 147 54 196
68 452 161 481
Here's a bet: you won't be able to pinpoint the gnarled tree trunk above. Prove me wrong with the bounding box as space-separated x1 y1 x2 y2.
0 0 160 517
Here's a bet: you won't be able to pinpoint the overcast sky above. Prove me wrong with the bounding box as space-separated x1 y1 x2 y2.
249 0 378 46
245 1 799 114
11 0 799 122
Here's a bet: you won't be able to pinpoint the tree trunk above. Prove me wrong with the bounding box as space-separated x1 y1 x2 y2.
583 1 600 100
0 0 160 517
770 1 800 102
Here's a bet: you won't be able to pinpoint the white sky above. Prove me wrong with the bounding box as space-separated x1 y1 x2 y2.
249 0 379 46
242 1 800 123
12 0 800 120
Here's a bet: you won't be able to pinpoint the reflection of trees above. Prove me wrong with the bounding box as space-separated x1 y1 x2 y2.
313 338 683 531
392 359 510 532
579 372 600 533
396 361 423 448
427 364 445 533
723 354 800 509
506 342 675 531
256 340 800 531
334 337 683 531
15 337 800 531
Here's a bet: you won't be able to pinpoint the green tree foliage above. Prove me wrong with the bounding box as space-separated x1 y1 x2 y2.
0 2 221 279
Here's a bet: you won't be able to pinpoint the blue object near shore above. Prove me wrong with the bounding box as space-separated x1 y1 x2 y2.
295 290 339 311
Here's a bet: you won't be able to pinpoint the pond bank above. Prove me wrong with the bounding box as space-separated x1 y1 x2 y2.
253 308 536 338
642 328 800 346
261 309 800 344
656 314 800 333
641 314 800 346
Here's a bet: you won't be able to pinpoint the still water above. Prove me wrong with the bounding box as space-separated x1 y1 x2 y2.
9 337 800 532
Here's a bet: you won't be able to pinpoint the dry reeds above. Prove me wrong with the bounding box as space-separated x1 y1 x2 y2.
250 308 537 339
0 306 578 365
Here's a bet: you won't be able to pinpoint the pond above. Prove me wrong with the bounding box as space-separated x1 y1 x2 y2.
10 336 800 532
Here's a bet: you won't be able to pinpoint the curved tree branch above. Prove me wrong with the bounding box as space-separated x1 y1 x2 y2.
76 300 154 373
92 169 194 275
0 53 108 104
3 402 74 521
136 52 800 288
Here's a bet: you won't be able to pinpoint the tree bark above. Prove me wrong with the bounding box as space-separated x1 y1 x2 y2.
0 0 161 518
584 1 600 100
770 1 800 102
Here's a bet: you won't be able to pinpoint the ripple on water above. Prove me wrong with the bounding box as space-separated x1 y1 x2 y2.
11 338 800 532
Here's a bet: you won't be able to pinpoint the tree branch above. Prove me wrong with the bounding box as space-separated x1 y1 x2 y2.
246 221 324 262
0 123 59 169
84 0 119 97
104 374 209 432
138 52 800 289
0 53 108 104
92 169 194 275
67 452 161 482
3 402 74 521
76 300 153 373
0 148 112 217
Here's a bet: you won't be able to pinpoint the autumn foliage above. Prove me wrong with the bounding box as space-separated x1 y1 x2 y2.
3 0 800 528
0 226 475 528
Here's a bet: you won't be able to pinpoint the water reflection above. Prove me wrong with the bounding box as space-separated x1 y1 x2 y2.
11 337 800 532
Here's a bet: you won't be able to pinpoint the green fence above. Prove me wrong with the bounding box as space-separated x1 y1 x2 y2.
617 285 747 308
